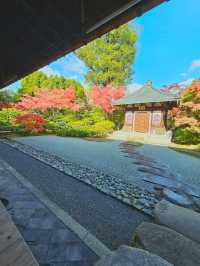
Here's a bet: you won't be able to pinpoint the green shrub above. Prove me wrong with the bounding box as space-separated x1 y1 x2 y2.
44 110 77 132
44 107 113 137
173 126 200 144
47 118 114 138
0 108 24 131
45 120 64 132
107 109 125 130
56 127 94 137
33 105 114 138
91 120 114 136
67 119 89 128
82 107 105 123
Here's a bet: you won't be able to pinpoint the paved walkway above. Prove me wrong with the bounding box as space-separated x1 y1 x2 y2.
0 142 150 251
0 158 98 265
16 136 200 191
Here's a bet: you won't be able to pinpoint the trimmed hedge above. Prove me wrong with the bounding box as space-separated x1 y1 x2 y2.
44 108 115 137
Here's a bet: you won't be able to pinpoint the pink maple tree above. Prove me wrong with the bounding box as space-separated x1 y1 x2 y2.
16 88 79 112
90 85 125 113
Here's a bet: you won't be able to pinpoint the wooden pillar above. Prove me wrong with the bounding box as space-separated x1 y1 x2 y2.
132 111 136 135
148 111 152 135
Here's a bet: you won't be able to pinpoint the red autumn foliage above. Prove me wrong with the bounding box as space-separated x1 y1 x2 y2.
172 80 200 133
16 88 79 112
171 107 180 117
0 102 13 109
90 85 125 113
15 113 45 133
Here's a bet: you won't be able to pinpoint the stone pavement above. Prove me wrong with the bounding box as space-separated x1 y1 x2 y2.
0 159 98 266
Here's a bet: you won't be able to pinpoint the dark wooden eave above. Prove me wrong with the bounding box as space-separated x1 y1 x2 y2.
0 0 167 89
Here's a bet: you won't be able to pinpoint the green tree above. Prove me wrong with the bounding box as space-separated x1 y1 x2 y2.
18 71 48 96
76 23 137 86
17 71 86 100
42 75 67 89
42 77 85 98
0 90 13 102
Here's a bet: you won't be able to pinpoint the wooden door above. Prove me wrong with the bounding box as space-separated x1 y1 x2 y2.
134 111 150 133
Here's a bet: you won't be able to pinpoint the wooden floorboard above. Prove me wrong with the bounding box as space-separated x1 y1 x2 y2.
0 201 38 266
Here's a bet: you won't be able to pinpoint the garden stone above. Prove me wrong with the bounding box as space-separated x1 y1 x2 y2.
133 222 200 266
192 196 200 211
162 189 193 207
143 176 200 197
123 198 131 205
95 245 172 266
154 199 200 244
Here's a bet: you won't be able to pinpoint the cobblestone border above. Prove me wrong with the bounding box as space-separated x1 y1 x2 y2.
1 139 159 216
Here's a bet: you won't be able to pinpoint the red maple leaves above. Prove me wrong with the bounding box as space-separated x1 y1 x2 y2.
16 88 79 112
173 80 200 133
0 102 13 109
16 113 45 133
15 85 124 113
90 85 125 113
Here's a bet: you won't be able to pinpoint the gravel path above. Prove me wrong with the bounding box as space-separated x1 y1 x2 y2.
16 136 143 186
16 136 200 191
140 145 200 189
0 142 151 249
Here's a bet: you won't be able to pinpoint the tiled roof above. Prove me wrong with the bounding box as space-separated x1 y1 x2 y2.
113 81 179 105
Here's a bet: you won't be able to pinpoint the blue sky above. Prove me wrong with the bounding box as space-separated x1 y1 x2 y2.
134 0 200 87
8 0 200 91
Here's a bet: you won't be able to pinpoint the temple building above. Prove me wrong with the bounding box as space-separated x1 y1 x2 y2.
113 81 179 135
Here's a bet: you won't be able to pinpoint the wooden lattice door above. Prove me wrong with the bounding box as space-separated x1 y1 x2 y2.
134 111 150 133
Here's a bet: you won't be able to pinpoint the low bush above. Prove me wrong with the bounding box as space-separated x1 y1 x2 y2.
56 127 94 138
44 106 114 137
0 102 115 138
82 107 106 123
173 126 200 144
91 120 114 136
50 119 114 138
44 110 77 132
0 108 24 131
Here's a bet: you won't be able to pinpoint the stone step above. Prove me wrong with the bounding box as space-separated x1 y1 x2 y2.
133 222 200 266
154 199 200 244
109 131 171 144
95 245 172 266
